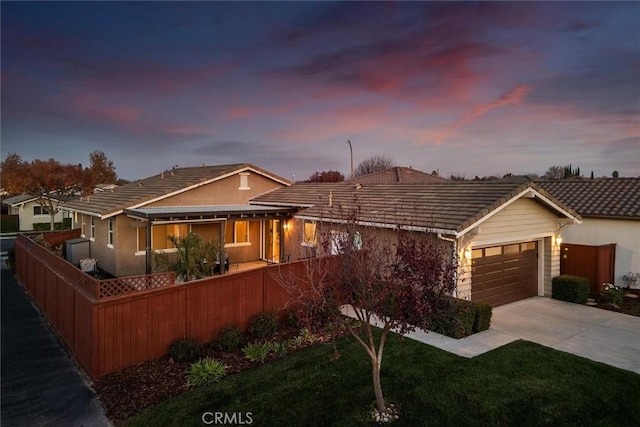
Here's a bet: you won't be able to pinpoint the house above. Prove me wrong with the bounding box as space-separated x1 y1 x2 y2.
349 166 448 184
251 180 582 307
60 164 294 277
539 178 640 289
2 194 71 231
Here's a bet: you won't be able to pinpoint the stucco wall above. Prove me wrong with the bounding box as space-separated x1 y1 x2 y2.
562 218 640 287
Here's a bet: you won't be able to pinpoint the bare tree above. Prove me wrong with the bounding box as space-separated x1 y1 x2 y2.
353 155 396 177
273 206 456 418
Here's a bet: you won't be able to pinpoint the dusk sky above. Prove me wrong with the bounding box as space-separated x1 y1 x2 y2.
2 1 639 181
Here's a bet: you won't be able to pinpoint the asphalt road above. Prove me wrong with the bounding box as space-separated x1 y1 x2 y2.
1 269 111 426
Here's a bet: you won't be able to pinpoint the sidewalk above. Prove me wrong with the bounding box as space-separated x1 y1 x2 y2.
1 270 111 426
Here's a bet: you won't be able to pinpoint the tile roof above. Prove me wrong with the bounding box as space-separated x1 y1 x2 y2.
62 164 290 218
252 181 579 235
3 194 37 205
538 178 640 220
348 167 447 184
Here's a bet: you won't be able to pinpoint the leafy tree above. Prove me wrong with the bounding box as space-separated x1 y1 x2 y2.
353 155 396 177
612 170 619 178
88 150 118 185
274 208 456 416
154 233 221 282
23 159 93 231
0 152 28 195
306 170 345 183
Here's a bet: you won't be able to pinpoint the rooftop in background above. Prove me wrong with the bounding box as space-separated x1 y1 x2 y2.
538 178 640 220
349 167 448 184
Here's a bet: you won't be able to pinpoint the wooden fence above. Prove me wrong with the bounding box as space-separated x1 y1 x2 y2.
560 243 616 295
15 233 312 379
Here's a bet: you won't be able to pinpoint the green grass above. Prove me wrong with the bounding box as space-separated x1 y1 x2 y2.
125 335 640 427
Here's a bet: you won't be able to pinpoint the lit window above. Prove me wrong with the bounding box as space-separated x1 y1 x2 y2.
303 220 317 246
484 246 502 257
150 224 189 250
225 221 250 244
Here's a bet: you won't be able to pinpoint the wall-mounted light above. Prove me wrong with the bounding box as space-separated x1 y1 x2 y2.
283 221 289 231
464 248 472 260
556 235 563 246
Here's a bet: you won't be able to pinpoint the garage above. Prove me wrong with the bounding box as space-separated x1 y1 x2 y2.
471 241 538 307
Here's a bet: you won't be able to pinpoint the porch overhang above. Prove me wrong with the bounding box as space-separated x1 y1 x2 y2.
124 204 298 222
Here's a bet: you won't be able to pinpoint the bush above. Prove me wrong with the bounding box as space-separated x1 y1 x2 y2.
242 342 271 363
552 275 589 304
284 310 301 328
599 284 623 307
426 298 492 339
187 358 228 387
248 312 279 339
0 215 19 232
268 339 293 356
215 326 244 352
168 337 200 363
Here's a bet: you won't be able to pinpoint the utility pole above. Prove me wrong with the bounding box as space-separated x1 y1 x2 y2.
346 139 354 178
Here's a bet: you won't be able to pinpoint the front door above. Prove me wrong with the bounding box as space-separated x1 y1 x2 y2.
266 220 281 262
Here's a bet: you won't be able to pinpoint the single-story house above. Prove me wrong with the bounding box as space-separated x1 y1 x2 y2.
60 164 294 277
2 194 71 231
539 178 640 288
251 178 582 306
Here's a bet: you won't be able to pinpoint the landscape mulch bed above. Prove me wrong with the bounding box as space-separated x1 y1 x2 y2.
93 326 320 423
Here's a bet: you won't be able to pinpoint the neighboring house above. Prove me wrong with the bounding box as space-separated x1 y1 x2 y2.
252 180 582 307
61 164 293 277
539 178 640 288
349 166 448 184
2 194 71 231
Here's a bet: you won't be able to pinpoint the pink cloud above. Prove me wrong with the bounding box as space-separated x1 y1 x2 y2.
434 84 532 144
74 93 142 124
224 102 299 120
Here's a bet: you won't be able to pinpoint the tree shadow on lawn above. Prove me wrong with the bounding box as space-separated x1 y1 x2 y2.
122 333 640 427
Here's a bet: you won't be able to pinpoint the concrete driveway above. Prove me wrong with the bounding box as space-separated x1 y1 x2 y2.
403 297 640 375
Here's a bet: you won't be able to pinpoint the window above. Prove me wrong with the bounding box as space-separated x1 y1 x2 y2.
239 173 250 190
90 218 95 240
33 205 50 216
330 230 362 255
81 217 86 237
303 220 317 246
225 220 250 245
149 224 189 250
108 218 114 247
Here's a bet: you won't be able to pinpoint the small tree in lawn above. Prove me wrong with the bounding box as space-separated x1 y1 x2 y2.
273 206 456 417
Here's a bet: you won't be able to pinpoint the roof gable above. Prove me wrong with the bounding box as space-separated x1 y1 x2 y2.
62 164 291 218
252 181 581 236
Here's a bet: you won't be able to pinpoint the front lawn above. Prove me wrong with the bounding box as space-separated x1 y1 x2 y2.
124 335 640 426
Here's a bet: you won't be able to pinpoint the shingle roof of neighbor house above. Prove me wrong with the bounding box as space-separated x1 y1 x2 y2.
251 180 581 236
349 167 447 184
538 178 640 220
62 164 291 218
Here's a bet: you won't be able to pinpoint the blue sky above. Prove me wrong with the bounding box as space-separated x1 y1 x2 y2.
2 1 638 181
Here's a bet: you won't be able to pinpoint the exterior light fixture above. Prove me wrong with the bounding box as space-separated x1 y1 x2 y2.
283 221 289 230
464 248 472 260
556 235 563 246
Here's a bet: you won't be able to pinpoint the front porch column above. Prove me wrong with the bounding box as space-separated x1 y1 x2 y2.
145 220 152 275
219 219 226 275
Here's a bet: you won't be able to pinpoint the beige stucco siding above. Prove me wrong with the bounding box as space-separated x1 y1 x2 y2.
470 198 559 247
147 173 282 207
562 218 640 288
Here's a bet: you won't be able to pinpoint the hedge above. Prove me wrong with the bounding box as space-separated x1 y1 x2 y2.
427 297 493 339
0 215 19 232
32 218 72 231
552 275 589 304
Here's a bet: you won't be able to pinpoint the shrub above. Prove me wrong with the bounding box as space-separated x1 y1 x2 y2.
268 339 293 356
0 215 19 232
215 326 244 352
284 310 301 328
599 284 623 307
168 337 200 363
552 275 589 304
473 302 493 333
187 358 228 387
248 312 279 339
242 342 272 363
293 328 316 347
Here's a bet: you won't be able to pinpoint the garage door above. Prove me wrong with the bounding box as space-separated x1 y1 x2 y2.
471 241 538 307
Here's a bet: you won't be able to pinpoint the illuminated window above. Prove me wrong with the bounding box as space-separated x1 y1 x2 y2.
504 244 520 255
303 220 317 246
150 224 189 250
484 246 502 257
225 221 250 244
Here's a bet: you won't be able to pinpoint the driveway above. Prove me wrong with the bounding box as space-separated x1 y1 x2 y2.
1 270 111 426
403 297 640 375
